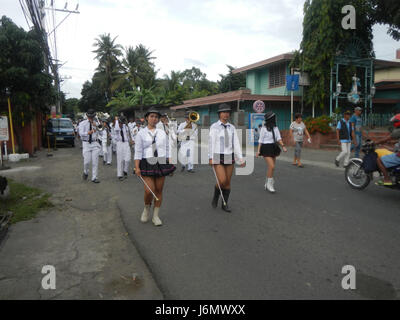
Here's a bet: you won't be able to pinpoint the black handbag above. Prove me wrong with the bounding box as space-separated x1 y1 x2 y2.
271 128 281 157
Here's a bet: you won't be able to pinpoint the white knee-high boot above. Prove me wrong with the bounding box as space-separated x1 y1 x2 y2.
140 204 151 223
152 207 162 226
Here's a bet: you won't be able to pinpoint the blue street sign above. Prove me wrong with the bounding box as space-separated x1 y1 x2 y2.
286 75 299 91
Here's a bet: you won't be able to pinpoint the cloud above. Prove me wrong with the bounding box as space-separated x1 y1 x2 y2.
3 0 400 99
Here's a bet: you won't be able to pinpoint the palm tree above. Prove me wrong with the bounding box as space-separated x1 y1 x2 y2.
92 33 123 100
113 44 157 92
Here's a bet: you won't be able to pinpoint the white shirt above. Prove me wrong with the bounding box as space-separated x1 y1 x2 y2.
208 120 243 161
177 121 198 142
258 126 282 144
112 121 131 143
78 119 99 142
134 127 169 160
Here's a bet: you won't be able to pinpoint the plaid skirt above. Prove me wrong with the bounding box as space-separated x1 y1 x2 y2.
139 158 176 177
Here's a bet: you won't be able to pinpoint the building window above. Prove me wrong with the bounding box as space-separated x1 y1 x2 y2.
269 63 286 88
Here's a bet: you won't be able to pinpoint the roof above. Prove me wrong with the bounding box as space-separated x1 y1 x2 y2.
232 52 295 74
170 89 300 110
374 59 400 69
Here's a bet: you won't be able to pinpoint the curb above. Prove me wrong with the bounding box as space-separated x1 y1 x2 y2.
115 200 165 300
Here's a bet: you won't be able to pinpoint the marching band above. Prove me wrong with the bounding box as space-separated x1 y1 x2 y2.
77 104 249 226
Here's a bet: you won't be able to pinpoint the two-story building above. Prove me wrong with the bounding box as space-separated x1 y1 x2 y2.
170 52 303 130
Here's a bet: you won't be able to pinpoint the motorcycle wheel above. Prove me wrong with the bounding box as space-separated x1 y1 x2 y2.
345 159 371 190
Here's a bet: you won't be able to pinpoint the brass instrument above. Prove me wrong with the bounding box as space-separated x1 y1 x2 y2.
184 111 200 129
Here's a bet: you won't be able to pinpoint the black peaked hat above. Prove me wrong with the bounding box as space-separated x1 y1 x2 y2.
264 111 276 121
145 108 161 118
217 103 231 113
86 109 96 117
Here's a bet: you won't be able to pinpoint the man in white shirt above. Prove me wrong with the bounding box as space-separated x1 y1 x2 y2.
113 116 132 180
177 111 198 173
78 109 101 183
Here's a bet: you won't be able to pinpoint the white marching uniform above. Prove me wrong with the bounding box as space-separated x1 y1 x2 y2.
110 122 117 153
78 119 101 181
112 121 132 177
177 121 197 170
101 127 112 165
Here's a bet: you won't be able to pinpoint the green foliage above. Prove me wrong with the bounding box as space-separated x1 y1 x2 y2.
0 16 56 152
78 79 108 112
304 115 333 134
218 65 246 93
369 0 400 40
295 0 374 110
0 179 53 224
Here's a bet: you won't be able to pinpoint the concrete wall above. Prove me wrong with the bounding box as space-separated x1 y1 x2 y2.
375 67 400 82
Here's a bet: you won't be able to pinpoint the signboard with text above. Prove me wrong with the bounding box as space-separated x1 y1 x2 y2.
0 116 9 141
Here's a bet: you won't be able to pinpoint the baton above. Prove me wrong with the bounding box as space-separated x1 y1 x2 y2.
212 165 226 206
137 175 159 201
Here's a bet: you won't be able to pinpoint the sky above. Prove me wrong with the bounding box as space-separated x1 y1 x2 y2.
3 0 400 99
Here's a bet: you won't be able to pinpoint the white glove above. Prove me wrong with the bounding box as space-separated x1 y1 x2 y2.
308 138 312 143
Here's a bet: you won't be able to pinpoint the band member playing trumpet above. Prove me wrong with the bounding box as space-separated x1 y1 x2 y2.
177 111 198 173
78 109 101 183
209 104 245 212
134 109 176 226
113 115 132 181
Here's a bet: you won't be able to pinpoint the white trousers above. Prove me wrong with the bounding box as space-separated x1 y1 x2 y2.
103 144 112 164
116 141 131 177
179 140 195 170
336 142 351 166
82 141 100 180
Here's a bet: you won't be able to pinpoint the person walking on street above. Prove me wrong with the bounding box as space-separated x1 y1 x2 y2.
257 112 287 193
177 111 198 173
289 113 311 168
209 104 245 212
101 119 112 165
113 115 132 181
350 107 364 158
135 109 176 226
335 110 353 168
78 109 101 183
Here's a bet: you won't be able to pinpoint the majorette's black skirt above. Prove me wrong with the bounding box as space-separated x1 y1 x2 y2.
212 153 235 166
260 143 281 157
139 157 176 177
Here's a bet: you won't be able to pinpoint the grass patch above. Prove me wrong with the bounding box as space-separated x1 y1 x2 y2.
0 179 53 224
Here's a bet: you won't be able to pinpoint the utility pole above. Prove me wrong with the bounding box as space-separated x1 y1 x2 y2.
20 1 80 114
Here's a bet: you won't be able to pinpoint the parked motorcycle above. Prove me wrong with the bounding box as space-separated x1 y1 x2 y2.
345 140 400 190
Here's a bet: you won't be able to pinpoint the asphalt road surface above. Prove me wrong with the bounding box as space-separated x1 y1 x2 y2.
116 154 400 300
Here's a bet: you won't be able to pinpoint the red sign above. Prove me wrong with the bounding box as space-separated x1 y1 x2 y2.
51 106 57 118
253 100 265 113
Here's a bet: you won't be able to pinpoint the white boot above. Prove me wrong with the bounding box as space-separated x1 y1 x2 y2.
152 207 163 226
266 178 275 193
140 205 151 223
270 178 276 193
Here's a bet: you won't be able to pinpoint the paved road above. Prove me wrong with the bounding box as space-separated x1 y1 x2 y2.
117 153 400 300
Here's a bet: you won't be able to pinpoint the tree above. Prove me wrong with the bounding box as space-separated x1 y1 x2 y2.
218 65 246 93
0 16 56 152
78 79 108 113
294 0 374 110
92 33 123 100
370 0 400 40
63 98 80 118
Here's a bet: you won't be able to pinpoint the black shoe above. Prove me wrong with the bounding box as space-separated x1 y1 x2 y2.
124 171 128 179
103 161 106 165
188 169 195 173
211 186 220 208
118 176 124 181
181 166 185 172
221 189 231 212
107 163 111 166
92 179 100 183
82 172 88 180
334 159 339 167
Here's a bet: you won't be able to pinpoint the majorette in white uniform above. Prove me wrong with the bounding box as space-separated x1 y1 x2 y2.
100 120 112 165
78 109 101 183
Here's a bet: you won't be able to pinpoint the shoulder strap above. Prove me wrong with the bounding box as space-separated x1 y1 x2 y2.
271 127 276 143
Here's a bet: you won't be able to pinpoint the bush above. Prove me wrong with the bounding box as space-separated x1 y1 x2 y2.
304 115 332 134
